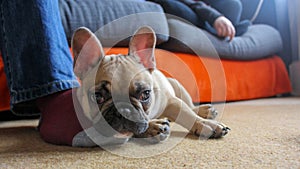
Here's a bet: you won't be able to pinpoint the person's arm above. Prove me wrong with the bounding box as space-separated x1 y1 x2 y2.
178 0 222 26
179 0 235 41
214 16 236 41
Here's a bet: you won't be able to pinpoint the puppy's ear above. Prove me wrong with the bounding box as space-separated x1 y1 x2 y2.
71 27 104 79
129 26 156 71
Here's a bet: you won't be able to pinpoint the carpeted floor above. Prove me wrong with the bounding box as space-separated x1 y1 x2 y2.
0 97 299 169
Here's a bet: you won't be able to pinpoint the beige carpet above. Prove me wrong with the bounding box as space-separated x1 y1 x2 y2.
0 97 299 169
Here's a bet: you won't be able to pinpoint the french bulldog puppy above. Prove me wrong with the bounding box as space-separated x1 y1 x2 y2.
71 26 229 147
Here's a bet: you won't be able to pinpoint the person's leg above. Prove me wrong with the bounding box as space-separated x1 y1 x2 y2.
0 0 83 145
147 0 203 27
205 0 242 25
205 0 251 36
177 0 223 36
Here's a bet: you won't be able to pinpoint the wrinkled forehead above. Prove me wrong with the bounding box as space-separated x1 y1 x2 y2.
95 54 147 85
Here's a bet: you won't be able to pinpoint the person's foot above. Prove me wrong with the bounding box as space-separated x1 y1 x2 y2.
36 89 88 146
235 20 251 36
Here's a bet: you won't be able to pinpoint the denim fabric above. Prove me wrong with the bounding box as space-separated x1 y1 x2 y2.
149 0 250 36
203 0 242 25
147 0 201 27
0 0 80 115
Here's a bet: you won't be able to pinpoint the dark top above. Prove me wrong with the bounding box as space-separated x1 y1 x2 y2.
178 0 222 26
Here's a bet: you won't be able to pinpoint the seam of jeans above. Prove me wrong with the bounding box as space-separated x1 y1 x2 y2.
10 80 80 104
0 1 14 96
14 80 78 93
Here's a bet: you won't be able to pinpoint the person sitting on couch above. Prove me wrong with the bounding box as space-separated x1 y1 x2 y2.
148 0 251 41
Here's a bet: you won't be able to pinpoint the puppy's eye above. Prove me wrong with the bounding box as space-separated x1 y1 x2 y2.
90 92 105 104
139 90 151 103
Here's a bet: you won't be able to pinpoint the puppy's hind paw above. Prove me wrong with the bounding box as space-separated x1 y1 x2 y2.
192 120 230 139
196 104 218 119
134 118 171 144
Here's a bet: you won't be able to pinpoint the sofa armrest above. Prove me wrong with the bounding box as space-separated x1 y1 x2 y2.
240 0 292 66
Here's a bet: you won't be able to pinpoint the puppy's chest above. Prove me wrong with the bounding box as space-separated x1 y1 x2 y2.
147 72 175 119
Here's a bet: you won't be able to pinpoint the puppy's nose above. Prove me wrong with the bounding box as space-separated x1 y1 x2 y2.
116 102 148 134
115 102 145 123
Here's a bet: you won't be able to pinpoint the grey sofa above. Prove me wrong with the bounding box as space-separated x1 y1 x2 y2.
59 0 283 61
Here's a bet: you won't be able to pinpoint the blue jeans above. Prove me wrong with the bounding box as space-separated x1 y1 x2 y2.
203 0 242 25
149 0 249 36
0 0 80 115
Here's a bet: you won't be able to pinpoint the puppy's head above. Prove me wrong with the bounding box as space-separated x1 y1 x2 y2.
71 26 157 137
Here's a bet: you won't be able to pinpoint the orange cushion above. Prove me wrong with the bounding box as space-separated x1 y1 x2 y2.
0 48 292 111
105 48 292 103
0 56 10 111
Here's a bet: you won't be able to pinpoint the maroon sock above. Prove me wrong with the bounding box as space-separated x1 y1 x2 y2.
36 89 87 146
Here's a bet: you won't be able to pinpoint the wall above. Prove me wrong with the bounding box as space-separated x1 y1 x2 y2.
288 0 300 61
288 0 300 95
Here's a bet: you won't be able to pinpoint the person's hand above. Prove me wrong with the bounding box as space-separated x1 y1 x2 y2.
213 16 236 41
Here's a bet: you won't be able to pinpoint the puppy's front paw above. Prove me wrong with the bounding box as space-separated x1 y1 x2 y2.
134 118 170 144
196 104 218 119
191 119 230 139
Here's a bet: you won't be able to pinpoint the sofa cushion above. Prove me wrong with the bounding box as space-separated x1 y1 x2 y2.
159 19 283 60
104 48 291 102
59 0 169 46
0 48 292 111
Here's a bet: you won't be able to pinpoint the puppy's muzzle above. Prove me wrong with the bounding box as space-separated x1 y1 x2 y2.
115 102 148 134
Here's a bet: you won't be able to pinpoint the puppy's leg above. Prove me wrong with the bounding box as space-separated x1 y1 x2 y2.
167 78 217 119
162 97 229 138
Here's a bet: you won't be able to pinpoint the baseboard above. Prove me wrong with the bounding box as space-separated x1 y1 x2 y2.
0 110 40 121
